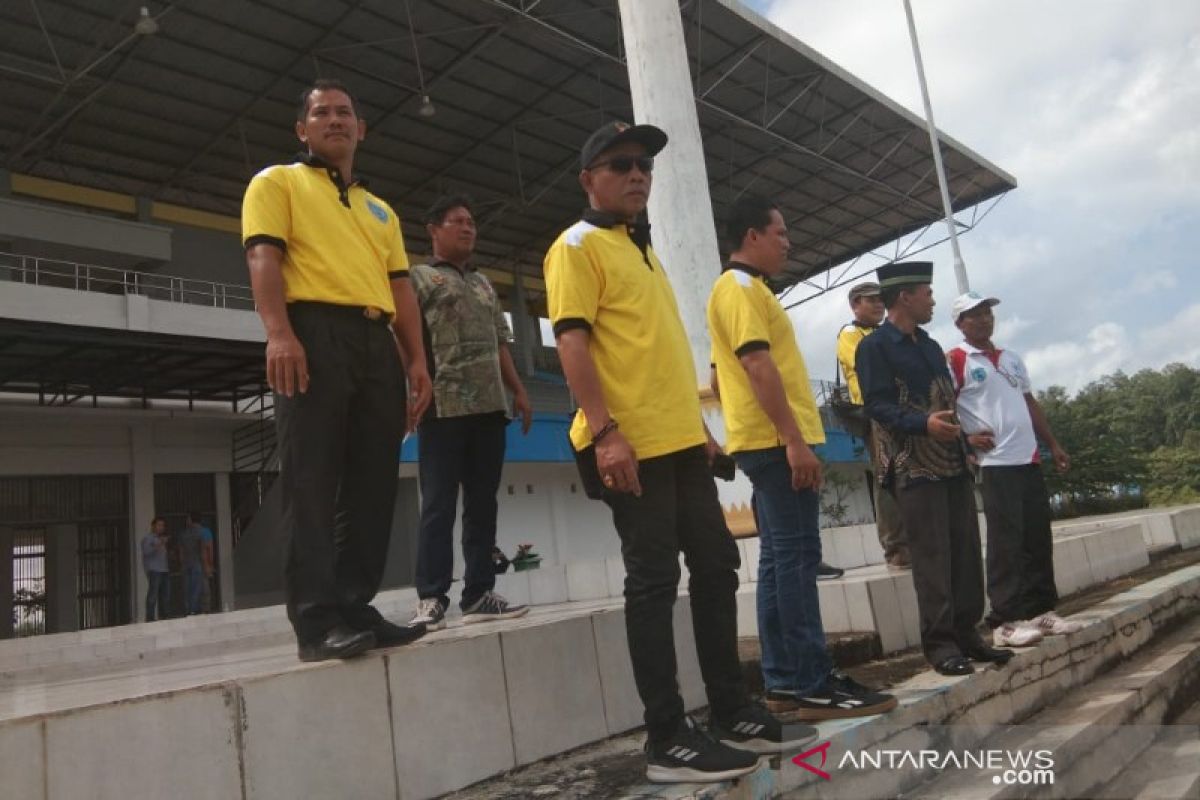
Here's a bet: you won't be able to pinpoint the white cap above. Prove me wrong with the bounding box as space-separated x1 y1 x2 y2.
952 291 1000 322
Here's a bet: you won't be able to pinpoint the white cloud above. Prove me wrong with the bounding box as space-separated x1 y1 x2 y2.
763 0 1200 393
1023 304 1200 393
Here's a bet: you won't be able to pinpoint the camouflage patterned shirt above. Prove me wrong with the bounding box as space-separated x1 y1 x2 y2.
411 261 513 419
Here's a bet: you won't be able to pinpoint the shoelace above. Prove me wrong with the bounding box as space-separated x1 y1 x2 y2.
418 599 441 618
480 591 510 611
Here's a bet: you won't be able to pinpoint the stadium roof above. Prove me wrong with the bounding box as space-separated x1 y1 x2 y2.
0 0 1016 299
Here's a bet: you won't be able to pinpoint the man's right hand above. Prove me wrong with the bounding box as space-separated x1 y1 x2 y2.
967 431 996 451
927 409 961 442
595 430 641 496
786 437 823 491
266 332 309 397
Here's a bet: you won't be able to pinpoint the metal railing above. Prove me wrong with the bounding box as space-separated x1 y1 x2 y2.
532 345 564 376
0 250 256 311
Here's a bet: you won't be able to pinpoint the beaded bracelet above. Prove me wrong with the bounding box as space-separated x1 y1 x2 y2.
592 419 619 444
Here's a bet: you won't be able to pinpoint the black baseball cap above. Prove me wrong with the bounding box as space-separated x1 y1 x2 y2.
579 120 668 170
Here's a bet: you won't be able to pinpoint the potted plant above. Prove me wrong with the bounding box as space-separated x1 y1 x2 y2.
511 542 542 572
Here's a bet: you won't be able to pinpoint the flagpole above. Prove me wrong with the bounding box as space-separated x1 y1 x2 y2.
901 0 970 293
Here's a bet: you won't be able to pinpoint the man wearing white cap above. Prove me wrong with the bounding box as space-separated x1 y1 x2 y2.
948 292 1082 648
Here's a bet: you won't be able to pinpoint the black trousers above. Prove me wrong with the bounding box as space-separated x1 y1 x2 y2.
579 445 747 743
274 303 405 645
980 464 1059 627
415 411 507 610
894 475 986 664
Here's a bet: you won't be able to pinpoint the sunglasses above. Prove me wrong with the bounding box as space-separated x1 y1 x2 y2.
588 155 654 174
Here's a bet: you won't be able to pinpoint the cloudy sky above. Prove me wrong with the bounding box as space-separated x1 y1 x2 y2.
744 0 1200 393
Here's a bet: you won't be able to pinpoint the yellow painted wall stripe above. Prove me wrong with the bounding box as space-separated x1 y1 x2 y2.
12 174 136 214
151 201 240 233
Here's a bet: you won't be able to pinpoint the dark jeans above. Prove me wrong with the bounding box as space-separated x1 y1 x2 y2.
145 571 169 621
981 464 1059 627
579 444 747 743
415 412 508 610
184 564 204 615
274 302 405 645
735 447 831 695
894 476 986 664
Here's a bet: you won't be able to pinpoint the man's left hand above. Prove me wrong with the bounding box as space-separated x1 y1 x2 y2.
513 390 533 435
405 364 433 431
1051 445 1071 473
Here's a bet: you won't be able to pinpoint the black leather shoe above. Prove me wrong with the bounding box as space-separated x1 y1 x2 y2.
368 619 427 648
934 656 974 676
964 643 1015 665
297 625 376 662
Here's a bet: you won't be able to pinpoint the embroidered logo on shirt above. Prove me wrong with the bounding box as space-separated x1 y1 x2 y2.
366 200 388 223
970 367 987 382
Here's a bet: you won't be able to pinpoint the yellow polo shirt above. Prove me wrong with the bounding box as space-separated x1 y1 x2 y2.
241 156 408 314
707 264 825 453
836 323 875 404
544 213 705 459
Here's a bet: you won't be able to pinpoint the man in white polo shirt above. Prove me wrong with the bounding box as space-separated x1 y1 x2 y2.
948 292 1082 648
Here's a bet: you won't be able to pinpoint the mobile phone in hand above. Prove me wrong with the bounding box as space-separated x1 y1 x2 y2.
711 452 736 481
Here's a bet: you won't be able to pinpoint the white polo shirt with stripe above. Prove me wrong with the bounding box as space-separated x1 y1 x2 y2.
947 342 1039 467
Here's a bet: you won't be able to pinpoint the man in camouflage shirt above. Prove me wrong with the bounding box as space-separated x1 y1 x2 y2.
409 194 533 629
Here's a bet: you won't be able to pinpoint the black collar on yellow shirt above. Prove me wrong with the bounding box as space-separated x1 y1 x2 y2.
723 260 766 280
294 152 369 209
582 207 653 269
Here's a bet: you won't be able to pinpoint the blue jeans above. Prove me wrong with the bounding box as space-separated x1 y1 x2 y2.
735 446 831 695
145 571 170 621
184 565 204 615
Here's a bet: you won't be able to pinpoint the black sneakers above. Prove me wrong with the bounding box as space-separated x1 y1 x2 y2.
817 562 845 580
765 669 898 720
710 702 819 754
410 598 447 631
462 591 529 624
645 716 760 783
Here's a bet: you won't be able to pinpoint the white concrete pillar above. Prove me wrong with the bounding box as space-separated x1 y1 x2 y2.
129 425 156 622
618 0 722 383
45 523 78 633
215 472 234 612
509 269 536 376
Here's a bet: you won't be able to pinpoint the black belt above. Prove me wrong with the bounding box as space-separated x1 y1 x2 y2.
289 301 392 325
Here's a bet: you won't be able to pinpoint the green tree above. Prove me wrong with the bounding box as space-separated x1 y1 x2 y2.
1036 364 1200 516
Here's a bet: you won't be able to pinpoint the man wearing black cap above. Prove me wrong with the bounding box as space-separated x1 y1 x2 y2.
544 122 814 783
836 281 909 568
854 263 1011 676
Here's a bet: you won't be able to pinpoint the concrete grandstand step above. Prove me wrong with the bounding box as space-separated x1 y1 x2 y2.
1056 505 1200 552
771 565 1200 799
0 511 1157 686
734 520 1153 656
451 563 1200 800
1098 724 1200 800
1 559 1195 800
900 612 1200 800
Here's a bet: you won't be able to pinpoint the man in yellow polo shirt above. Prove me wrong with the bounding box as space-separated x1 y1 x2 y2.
708 195 896 722
545 122 813 785
242 79 432 662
